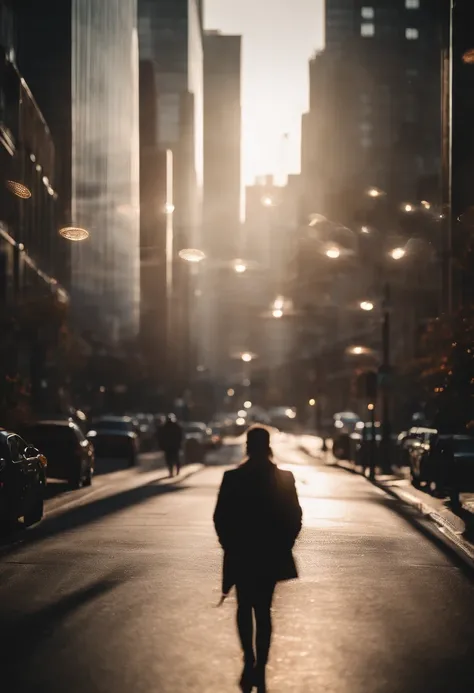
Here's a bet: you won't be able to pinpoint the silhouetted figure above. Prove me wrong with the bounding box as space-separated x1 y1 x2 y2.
214 426 302 692
158 414 183 476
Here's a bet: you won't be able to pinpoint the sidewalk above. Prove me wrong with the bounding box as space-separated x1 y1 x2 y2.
300 435 474 568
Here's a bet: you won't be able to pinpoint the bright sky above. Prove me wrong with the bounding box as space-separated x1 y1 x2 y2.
205 0 324 184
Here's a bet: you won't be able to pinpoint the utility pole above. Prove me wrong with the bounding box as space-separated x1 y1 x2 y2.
368 402 376 482
440 0 453 315
380 283 391 473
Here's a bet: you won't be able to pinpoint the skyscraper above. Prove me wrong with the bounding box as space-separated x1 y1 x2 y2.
138 0 204 389
200 31 242 378
203 31 241 259
303 0 441 215
138 0 203 250
15 0 141 341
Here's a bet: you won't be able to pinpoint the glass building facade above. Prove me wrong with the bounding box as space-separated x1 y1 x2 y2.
71 0 140 340
138 0 203 246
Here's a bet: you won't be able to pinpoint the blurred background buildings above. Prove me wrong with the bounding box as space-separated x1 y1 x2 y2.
1 0 474 429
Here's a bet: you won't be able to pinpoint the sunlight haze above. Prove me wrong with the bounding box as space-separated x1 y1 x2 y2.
205 0 324 184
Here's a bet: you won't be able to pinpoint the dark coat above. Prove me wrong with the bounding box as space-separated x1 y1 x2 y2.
158 421 183 453
213 459 303 595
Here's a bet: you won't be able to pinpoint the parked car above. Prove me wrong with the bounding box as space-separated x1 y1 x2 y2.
333 433 353 460
208 422 224 449
133 413 157 451
183 422 209 463
417 434 474 505
0 429 47 528
399 427 435 469
408 427 438 488
23 420 94 489
87 416 139 467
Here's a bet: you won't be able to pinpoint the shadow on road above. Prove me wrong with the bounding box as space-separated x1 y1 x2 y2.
0 475 190 559
0 572 122 679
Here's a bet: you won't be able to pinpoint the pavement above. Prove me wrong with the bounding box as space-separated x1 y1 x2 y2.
1 435 474 692
299 436 474 566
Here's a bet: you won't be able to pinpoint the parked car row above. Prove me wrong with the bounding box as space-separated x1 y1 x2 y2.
0 413 146 531
0 411 228 531
399 426 474 506
0 429 47 529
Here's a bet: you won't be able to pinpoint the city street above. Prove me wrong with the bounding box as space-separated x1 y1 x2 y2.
1 436 474 693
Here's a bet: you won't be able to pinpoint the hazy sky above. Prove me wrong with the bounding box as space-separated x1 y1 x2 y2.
205 0 324 184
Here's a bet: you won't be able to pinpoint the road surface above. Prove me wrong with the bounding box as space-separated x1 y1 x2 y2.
1 435 474 692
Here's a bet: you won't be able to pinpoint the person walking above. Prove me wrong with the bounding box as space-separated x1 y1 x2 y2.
158 414 183 477
213 425 302 692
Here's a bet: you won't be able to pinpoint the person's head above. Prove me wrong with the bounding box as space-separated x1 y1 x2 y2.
246 425 273 461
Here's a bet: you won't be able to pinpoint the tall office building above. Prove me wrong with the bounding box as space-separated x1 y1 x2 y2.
138 0 203 250
139 59 174 399
307 0 442 211
138 0 204 389
200 31 242 379
15 0 141 341
203 30 241 259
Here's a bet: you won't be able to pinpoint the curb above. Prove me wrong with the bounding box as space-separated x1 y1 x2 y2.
300 444 474 572
374 479 474 571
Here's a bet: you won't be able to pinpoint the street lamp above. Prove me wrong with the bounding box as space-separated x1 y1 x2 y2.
347 345 375 356
309 398 316 407
261 196 274 207
244 400 252 409
59 226 90 241
273 296 284 310
6 180 32 199
178 248 206 263
272 309 283 318
402 203 415 213
233 259 247 273
421 200 431 210
389 247 406 261
367 187 385 198
360 225 370 234
360 301 375 311
241 352 253 363
326 247 341 259
227 388 235 397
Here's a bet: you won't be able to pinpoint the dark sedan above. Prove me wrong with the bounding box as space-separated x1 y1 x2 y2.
423 434 474 506
23 420 94 489
0 430 46 529
87 416 139 467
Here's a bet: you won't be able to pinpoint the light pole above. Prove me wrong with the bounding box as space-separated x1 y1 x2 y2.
380 283 392 473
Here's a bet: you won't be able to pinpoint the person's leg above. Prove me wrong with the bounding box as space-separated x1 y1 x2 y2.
165 452 173 477
254 581 276 688
235 583 255 665
175 450 180 475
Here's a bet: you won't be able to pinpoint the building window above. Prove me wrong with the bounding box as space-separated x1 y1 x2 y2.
361 7 374 19
406 28 419 40
406 0 420 8
361 23 375 37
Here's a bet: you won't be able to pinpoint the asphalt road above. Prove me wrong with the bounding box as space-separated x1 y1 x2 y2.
1 435 474 692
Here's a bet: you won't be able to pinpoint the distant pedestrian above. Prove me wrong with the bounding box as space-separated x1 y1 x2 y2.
213 425 302 693
158 414 183 477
